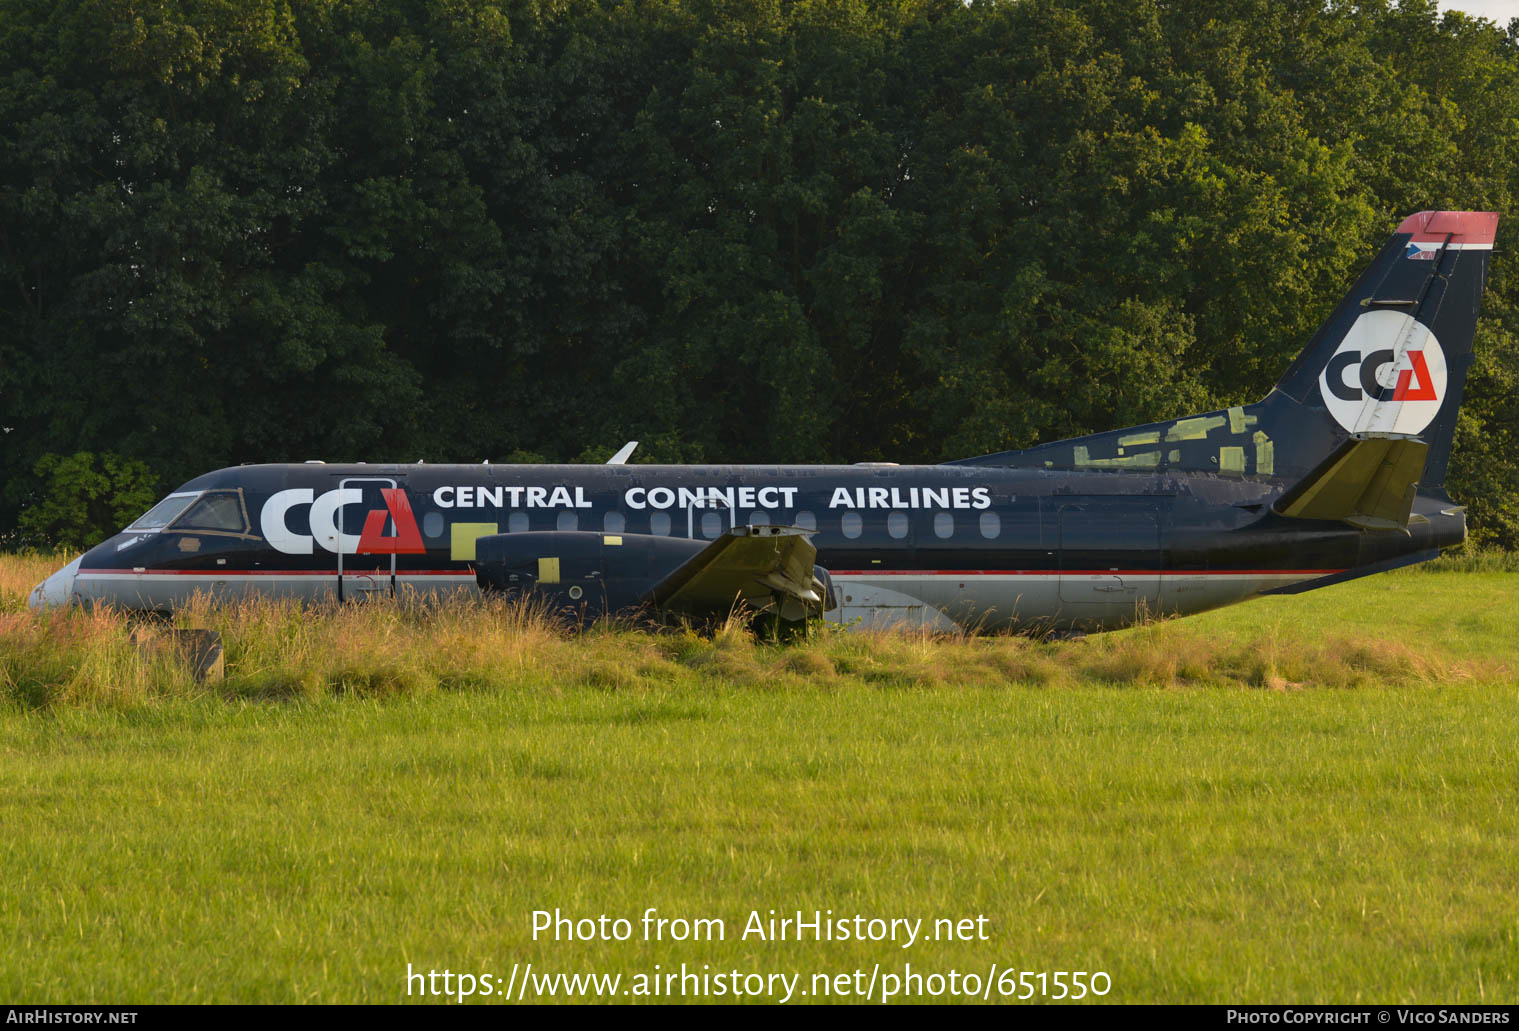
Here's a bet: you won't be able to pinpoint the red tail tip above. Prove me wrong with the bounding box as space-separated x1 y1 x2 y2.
1395 210 1499 246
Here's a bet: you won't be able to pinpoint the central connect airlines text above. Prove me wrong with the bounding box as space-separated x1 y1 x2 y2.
431 484 994 511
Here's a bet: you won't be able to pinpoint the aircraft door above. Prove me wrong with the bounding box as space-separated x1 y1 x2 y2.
1057 499 1164 618
336 476 409 600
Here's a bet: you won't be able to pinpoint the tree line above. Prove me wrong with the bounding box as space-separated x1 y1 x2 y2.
2 0 1517 547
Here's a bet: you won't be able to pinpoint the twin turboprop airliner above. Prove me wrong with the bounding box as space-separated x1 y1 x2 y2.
29 211 1497 632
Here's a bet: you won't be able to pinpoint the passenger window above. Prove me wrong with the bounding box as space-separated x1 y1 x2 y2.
979 511 1001 539
701 511 723 538
171 492 246 534
604 512 626 534
841 512 863 539
794 510 817 531
748 510 770 525
887 512 909 539
650 512 671 536
508 512 529 533
556 511 578 532
934 512 954 539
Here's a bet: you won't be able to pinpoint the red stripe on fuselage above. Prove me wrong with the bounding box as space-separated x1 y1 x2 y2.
829 569 1344 576
78 567 1343 578
77 568 473 576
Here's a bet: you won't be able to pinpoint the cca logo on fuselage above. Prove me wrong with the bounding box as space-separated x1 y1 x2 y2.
1318 310 1447 435
260 488 425 556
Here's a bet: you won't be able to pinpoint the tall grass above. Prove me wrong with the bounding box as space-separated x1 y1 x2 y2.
1 556 1509 709
0 551 70 611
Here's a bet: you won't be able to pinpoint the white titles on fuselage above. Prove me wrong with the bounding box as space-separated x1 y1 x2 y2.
431 484 993 512
624 486 796 510
825 486 992 510
434 485 593 509
259 482 998 556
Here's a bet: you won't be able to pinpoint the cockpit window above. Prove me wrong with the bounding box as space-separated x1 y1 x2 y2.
126 493 200 532
169 491 249 534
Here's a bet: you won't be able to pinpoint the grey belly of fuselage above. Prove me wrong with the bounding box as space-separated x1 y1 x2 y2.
67 566 1316 633
70 571 479 611
826 570 1318 632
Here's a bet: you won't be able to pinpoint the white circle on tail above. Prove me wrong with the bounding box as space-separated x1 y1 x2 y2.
1318 310 1446 435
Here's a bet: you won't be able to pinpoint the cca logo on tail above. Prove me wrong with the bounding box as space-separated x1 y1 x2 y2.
1318 310 1446 435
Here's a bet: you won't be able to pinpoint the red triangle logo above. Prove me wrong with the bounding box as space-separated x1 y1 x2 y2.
357 488 426 554
1392 350 1438 402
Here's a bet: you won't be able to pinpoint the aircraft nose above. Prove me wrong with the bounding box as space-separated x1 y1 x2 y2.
28 556 84 611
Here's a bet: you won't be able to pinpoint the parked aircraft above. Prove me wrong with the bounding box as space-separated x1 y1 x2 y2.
29 210 1497 632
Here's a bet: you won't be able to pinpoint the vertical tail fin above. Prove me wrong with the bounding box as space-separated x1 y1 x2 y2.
1268 210 1497 490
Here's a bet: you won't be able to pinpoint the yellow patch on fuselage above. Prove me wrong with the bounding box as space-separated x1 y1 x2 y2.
450 522 499 561
1166 415 1227 441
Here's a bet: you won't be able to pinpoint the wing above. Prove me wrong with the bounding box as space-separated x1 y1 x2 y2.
644 525 826 619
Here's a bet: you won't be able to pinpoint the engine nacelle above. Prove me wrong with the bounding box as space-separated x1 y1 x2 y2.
473 530 833 623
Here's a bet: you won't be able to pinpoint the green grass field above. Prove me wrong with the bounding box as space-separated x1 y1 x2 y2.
1 554 1516 1003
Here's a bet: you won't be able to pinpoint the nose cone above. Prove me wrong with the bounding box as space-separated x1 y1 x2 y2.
28 555 84 611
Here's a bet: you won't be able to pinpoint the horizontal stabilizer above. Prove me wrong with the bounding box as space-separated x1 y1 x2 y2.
646 525 824 617
1271 435 1428 530
1261 548 1441 595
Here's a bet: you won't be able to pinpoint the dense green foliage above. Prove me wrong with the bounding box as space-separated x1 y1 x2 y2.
15 451 158 549
3 0 1518 545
